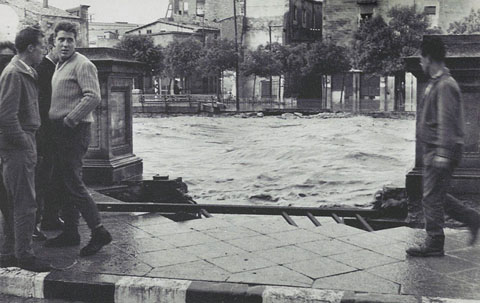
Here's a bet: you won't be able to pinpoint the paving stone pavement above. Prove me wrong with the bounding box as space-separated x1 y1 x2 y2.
2 207 480 302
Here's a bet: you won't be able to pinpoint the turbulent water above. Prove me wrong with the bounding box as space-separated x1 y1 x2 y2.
133 115 416 208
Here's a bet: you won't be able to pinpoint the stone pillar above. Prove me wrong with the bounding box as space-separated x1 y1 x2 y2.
325 75 332 110
352 71 361 113
404 72 417 112
379 76 386 111
386 76 395 111
77 48 144 185
405 35 480 202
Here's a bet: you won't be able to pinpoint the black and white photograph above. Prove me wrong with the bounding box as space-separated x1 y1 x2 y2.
0 0 480 302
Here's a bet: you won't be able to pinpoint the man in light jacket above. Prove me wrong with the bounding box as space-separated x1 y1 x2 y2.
0 26 51 272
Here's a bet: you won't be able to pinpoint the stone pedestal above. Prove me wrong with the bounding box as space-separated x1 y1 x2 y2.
405 35 480 202
76 48 144 185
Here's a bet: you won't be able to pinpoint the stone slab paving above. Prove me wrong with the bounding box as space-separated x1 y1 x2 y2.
3 210 480 302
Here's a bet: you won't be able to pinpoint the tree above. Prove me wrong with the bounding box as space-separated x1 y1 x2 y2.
352 5 430 75
302 41 350 105
241 45 282 100
163 37 203 79
163 37 203 93
302 41 350 77
116 35 164 76
197 38 238 99
448 9 480 34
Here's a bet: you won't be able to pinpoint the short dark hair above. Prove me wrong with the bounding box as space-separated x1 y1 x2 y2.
421 36 446 62
54 22 78 39
47 33 55 46
0 41 16 54
14 26 44 53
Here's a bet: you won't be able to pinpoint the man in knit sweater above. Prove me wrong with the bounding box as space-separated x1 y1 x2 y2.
0 27 51 272
44 22 112 257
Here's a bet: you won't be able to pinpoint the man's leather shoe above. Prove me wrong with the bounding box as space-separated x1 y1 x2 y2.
33 226 47 241
44 232 80 248
41 217 64 231
18 257 51 272
406 235 445 257
0 256 17 268
80 226 112 257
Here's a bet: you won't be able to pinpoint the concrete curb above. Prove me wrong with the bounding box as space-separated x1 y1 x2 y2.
1 268 479 303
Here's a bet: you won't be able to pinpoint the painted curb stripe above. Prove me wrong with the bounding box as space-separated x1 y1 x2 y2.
115 277 191 303
0 268 48 298
44 271 120 303
1 269 480 303
422 298 480 303
263 286 344 303
186 281 263 303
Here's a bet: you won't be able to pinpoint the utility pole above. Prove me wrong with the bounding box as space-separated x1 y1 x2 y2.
233 0 240 112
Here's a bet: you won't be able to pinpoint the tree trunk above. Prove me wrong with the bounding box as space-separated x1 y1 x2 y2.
340 73 346 110
168 78 172 95
278 75 281 104
217 71 222 102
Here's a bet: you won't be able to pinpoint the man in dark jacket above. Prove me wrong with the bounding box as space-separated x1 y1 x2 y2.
406 37 480 257
34 33 62 236
0 26 51 272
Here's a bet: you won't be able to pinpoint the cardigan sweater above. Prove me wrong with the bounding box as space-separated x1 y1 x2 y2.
49 52 100 126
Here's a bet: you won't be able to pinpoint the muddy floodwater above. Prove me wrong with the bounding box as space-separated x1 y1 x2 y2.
133 115 416 208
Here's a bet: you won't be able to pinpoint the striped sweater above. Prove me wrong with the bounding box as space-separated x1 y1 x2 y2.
49 52 100 126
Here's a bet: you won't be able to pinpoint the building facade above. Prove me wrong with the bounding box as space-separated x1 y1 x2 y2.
323 0 480 112
89 21 142 48
0 0 89 47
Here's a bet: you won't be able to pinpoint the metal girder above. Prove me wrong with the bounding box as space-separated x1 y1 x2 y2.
96 202 380 218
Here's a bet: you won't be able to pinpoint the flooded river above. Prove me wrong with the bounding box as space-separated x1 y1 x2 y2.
133 114 416 208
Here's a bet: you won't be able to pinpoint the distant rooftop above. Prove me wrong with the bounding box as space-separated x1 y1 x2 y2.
1 0 79 18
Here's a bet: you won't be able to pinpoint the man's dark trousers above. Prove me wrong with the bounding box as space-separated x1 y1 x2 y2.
423 145 477 236
0 131 37 260
51 121 101 232
35 124 59 226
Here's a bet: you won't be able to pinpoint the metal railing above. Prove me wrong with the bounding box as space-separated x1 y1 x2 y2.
96 202 381 231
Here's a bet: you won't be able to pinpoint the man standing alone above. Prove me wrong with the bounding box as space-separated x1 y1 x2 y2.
407 37 480 257
0 26 51 272
45 22 112 256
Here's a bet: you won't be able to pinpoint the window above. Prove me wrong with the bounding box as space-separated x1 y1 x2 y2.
183 2 189 15
196 0 205 16
424 6 436 15
293 6 297 22
147 29 152 34
424 6 438 27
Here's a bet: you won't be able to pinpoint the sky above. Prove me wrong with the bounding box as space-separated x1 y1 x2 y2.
41 0 170 24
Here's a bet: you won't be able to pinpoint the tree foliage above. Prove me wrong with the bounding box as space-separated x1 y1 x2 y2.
302 41 351 76
448 9 480 34
163 37 203 79
352 5 430 75
241 45 281 78
116 35 164 76
197 38 238 76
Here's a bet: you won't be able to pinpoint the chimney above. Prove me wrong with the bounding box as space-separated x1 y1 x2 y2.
43 0 48 8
